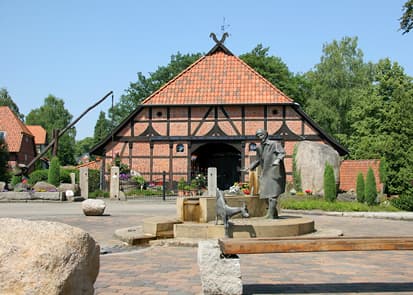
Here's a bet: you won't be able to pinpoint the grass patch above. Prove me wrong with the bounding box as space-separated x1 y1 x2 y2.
280 196 400 212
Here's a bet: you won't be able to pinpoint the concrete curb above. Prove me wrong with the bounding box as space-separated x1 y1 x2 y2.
282 209 413 221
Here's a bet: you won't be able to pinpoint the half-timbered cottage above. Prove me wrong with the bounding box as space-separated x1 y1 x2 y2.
91 37 347 189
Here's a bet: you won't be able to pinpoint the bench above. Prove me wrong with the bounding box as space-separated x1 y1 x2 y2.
198 237 413 295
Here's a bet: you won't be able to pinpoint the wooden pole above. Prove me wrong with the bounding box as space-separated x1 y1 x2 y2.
219 236 413 255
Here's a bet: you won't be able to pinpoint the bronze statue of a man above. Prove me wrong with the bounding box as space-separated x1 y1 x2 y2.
248 129 286 219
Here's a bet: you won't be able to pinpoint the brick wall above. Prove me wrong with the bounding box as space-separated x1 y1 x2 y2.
339 159 382 192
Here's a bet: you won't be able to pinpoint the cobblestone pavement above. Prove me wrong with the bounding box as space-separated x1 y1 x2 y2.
1 199 413 294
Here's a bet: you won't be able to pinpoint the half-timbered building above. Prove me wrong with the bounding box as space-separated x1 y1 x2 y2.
91 37 347 189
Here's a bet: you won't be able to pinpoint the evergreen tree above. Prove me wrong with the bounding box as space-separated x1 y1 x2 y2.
48 157 60 186
323 163 337 202
94 111 111 143
356 172 365 203
365 167 377 206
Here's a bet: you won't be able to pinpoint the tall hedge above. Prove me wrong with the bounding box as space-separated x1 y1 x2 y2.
356 172 365 203
48 157 60 186
365 167 377 205
323 163 337 202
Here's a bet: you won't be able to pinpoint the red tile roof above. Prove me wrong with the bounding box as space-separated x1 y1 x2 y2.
339 159 382 192
142 46 293 105
0 106 33 152
27 125 47 145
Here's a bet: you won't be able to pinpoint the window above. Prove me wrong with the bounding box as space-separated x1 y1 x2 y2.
176 143 184 152
0 131 5 141
249 143 257 151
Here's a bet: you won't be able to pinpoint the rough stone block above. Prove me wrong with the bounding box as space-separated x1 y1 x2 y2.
198 240 242 295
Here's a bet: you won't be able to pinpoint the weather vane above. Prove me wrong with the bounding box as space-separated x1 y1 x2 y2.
221 17 230 34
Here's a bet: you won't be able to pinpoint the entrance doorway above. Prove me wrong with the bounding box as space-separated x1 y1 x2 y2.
191 143 241 190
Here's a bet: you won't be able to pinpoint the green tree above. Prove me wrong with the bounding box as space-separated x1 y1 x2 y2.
323 163 337 202
94 111 111 143
110 52 202 125
26 95 76 165
400 0 413 34
239 44 308 106
48 156 60 186
0 88 24 121
304 36 374 144
0 137 10 182
356 172 365 203
348 58 413 194
74 137 95 162
365 167 377 206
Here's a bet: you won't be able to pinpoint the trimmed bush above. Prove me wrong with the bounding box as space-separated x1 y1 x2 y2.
391 190 413 211
365 167 377 205
356 172 365 203
48 157 60 186
323 163 337 202
28 169 49 185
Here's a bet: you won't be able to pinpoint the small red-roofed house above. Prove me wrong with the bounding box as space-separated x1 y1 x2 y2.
27 125 47 155
91 37 348 189
0 106 37 170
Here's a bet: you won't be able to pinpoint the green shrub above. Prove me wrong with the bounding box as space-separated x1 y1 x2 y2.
178 177 186 190
323 163 337 202
48 157 60 186
365 167 377 206
379 158 388 194
280 196 400 212
88 189 109 199
356 172 365 203
88 169 100 192
11 175 22 186
60 168 78 183
132 175 146 188
28 169 49 185
391 191 413 211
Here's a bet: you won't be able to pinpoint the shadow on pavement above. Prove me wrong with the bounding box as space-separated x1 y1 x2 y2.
243 282 413 294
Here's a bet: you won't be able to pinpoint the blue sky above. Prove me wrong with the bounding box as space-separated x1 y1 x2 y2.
1 0 411 140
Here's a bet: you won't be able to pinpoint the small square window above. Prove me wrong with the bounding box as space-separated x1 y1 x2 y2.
249 143 257 151
176 144 184 153
0 131 5 141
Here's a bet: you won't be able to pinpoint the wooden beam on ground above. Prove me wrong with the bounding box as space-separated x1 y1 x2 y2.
219 236 413 255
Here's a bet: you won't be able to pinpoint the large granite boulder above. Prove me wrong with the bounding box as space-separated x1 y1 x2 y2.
33 181 57 192
0 218 100 295
295 141 340 195
82 199 106 216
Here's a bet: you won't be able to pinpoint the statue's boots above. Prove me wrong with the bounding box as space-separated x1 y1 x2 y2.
264 197 279 219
